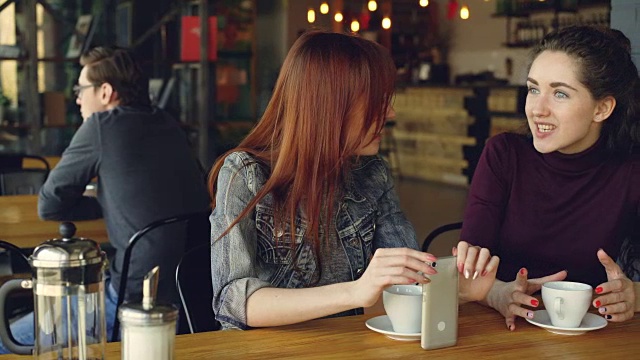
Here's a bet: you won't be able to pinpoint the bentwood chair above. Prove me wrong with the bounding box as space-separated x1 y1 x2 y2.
0 240 33 319
176 242 219 333
111 210 211 341
421 222 463 252
0 154 50 196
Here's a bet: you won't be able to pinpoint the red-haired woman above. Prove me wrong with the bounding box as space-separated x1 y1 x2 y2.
208 31 497 330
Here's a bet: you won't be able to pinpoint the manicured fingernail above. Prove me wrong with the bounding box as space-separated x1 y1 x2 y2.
605 315 612 320
595 287 603 294
458 263 463 273
531 299 539 307
595 300 602 307
599 307 606 314
464 269 470 279
519 268 526 275
481 270 488 277
527 311 534 318
473 271 479 280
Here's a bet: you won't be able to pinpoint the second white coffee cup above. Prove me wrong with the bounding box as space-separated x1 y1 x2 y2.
383 284 422 333
541 281 592 328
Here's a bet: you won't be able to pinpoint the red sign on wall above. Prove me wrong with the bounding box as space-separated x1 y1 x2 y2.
181 16 217 61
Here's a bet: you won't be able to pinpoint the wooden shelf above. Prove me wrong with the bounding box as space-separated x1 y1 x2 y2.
0 124 81 130
0 56 79 62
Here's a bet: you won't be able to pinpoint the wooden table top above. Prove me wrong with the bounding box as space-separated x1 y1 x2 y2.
0 302 637 359
0 195 107 249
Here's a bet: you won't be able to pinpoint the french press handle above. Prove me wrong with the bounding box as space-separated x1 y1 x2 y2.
0 279 34 355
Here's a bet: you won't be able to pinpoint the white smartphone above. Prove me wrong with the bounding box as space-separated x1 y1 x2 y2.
421 256 458 350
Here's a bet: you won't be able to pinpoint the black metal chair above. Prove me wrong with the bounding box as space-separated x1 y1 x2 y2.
421 222 463 252
111 210 211 341
175 242 219 334
0 154 50 196
0 240 33 319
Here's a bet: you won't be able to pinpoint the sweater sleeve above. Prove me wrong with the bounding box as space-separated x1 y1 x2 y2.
460 134 512 250
38 118 102 221
210 153 271 330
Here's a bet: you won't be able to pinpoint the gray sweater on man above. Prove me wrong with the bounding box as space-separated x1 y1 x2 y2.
39 105 210 304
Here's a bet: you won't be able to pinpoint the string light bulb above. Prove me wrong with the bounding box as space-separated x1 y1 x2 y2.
307 9 316 23
368 0 378 12
460 5 470 19
320 2 329 14
350 20 360 32
419 0 429 7
334 12 343 22
381 16 391 29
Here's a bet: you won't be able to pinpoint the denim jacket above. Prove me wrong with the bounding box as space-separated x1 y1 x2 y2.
210 151 418 330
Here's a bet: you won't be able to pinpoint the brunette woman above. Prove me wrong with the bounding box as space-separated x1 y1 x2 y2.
457 26 640 330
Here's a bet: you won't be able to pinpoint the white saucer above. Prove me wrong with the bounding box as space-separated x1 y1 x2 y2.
525 310 608 335
365 315 420 341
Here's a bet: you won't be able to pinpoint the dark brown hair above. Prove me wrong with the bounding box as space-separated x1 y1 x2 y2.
529 26 640 155
208 31 396 248
80 46 151 107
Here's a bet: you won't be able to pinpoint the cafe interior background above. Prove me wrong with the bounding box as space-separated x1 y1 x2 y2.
0 0 637 253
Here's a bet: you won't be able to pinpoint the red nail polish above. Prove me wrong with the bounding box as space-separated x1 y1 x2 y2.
519 268 526 275
458 263 463 273
481 270 488 277
595 300 601 307
595 287 603 294
531 299 539 307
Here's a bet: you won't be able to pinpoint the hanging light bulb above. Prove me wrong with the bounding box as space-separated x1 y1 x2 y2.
460 5 470 19
334 12 344 22
419 0 429 7
350 20 360 32
308 9 316 23
320 2 329 14
368 0 378 12
381 16 391 29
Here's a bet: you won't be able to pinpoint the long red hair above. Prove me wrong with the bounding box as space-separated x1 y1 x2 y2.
208 31 396 249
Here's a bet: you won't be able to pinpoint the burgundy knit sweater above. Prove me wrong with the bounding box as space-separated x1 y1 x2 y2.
461 133 640 287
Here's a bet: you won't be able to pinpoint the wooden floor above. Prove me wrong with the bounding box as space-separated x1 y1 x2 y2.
395 178 468 256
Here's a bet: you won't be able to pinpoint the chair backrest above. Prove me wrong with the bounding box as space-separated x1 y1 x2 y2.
421 222 463 253
0 169 49 196
0 240 30 276
0 240 34 320
176 242 219 334
0 154 50 172
111 210 211 341
0 154 50 196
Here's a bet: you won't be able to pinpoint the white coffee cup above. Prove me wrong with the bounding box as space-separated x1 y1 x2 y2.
383 284 422 333
541 281 592 328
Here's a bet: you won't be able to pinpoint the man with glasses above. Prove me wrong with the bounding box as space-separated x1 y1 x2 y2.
0 46 210 353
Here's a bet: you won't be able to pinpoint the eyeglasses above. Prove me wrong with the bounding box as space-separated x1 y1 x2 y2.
72 84 96 98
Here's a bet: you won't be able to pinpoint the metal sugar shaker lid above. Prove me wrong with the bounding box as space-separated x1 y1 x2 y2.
118 266 178 326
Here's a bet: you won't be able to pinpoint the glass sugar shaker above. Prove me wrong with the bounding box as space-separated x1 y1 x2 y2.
118 266 178 360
